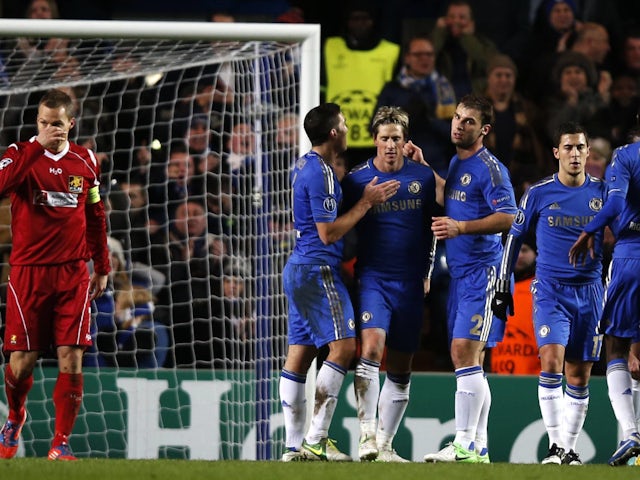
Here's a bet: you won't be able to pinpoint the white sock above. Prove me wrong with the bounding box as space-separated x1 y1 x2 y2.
607 359 639 438
562 383 589 451
280 369 307 450
354 358 380 437
305 361 346 444
538 371 564 448
453 366 485 449
377 372 410 450
632 379 640 429
474 375 491 454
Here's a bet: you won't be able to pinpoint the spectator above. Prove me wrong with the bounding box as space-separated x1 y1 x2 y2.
217 265 255 368
101 53 156 174
322 0 400 168
172 74 232 144
571 21 611 70
598 72 640 148
168 199 229 368
466 0 531 65
483 54 548 198
269 112 299 227
430 0 498 100
376 34 456 177
13 0 70 68
118 179 160 267
544 51 609 143
85 236 131 368
522 0 582 102
148 140 196 231
614 29 640 78
87 237 169 369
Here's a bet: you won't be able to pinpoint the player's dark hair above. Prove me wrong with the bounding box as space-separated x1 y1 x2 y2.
458 94 494 126
303 103 341 146
553 121 589 147
39 88 75 117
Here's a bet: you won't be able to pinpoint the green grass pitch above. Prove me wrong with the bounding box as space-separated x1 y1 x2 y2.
2 459 638 480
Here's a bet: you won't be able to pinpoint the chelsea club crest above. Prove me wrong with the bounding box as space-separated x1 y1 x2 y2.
408 181 421 194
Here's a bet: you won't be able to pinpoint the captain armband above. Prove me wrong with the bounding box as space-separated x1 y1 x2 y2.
87 186 101 204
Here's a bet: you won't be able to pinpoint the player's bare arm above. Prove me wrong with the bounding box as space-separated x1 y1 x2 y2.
316 176 400 245
568 230 595 267
404 140 445 206
432 212 514 240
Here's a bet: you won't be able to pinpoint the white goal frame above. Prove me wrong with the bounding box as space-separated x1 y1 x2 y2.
0 18 319 155
0 18 320 460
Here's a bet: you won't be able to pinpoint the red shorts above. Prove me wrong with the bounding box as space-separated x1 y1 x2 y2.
4 261 92 352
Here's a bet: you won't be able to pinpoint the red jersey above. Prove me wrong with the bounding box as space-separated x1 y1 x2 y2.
0 138 109 273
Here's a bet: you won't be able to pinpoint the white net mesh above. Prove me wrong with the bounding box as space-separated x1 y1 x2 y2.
0 20 317 460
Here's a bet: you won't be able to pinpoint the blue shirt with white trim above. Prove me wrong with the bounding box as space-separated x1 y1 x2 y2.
288 150 343 267
444 147 517 278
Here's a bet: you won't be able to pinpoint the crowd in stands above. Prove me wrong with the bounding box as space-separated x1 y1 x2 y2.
0 0 639 372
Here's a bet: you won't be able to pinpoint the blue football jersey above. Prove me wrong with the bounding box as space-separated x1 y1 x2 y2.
444 147 517 278
288 151 343 267
606 142 640 258
510 174 605 283
341 157 437 280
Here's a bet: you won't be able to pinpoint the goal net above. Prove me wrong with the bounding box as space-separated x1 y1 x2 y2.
0 19 319 460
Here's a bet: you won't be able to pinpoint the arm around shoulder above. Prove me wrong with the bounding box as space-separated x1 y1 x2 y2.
316 176 401 245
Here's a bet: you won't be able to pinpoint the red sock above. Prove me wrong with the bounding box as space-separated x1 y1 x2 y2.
4 365 33 423
52 372 83 447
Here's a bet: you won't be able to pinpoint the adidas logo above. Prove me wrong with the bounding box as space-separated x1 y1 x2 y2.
495 299 503 305
549 202 561 210
623 388 633 395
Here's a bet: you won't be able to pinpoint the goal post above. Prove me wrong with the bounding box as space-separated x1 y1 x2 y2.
0 19 319 460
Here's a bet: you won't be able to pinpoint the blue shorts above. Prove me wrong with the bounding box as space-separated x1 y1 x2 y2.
447 264 505 348
283 262 356 348
531 278 603 362
601 258 640 340
356 276 424 353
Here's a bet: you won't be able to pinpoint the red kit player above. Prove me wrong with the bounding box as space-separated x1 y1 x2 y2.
0 89 110 460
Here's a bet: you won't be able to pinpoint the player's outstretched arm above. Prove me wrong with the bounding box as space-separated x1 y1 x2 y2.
433 212 514 240
316 176 400 245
